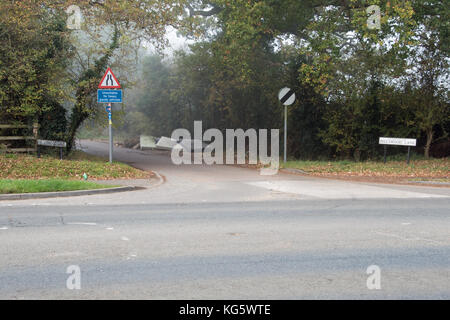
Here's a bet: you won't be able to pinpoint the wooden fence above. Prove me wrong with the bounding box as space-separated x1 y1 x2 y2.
0 123 39 153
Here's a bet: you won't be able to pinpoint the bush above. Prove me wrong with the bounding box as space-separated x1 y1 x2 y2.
38 100 67 142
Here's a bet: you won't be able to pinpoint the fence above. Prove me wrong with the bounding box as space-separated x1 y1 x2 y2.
0 123 39 153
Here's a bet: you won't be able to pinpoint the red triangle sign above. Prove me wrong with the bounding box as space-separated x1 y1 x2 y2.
98 68 121 89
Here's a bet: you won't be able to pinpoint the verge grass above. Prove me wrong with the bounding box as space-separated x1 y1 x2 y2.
0 151 151 181
0 179 116 194
282 158 449 178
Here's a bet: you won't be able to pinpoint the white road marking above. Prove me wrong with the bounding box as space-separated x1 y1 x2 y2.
121 236 130 241
375 231 444 245
126 253 138 260
0 226 8 230
246 180 449 199
106 227 114 230
401 223 412 226
67 222 97 226
48 251 82 258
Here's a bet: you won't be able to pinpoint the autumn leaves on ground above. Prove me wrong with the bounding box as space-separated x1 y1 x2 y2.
283 158 449 185
0 151 152 194
0 151 152 180
1 149 448 194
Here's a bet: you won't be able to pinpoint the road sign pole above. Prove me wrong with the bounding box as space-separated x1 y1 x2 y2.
278 87 295 164
284 105 287 163
98 68 121 165
407 146 411 165
108 103 113 164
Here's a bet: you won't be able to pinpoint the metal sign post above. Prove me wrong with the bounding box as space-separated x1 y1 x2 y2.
108 103 113 164
284 105 287 164
98 68 122 164
278 88 296 163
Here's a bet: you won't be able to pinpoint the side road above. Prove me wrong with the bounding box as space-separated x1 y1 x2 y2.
1 139 448 207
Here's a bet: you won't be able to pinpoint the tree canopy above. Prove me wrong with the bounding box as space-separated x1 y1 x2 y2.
1 0 448 158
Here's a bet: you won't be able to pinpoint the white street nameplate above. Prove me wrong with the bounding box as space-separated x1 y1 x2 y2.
37 140 67 148
379 137 417 147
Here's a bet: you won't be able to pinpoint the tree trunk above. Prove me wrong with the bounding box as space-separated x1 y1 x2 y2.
66 103 89 153
425 128 434 159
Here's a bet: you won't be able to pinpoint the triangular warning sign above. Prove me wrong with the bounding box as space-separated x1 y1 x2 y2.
98 68 121 89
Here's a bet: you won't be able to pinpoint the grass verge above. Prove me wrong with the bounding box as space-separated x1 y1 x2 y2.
282 158 449 179
0 151 152 180
0 179 117 194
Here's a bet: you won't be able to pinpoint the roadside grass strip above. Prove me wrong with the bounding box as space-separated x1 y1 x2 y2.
0 151 151 180
0 179 117 194
282 158 449 179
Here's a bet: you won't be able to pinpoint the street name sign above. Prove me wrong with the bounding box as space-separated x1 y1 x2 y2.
98 89 123 103
37 140 67 148
379 137 417 147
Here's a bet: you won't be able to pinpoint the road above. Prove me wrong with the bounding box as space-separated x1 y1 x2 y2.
0 140 449 299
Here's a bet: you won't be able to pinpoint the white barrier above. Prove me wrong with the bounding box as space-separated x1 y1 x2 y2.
155 137 206 152
140 135 157 150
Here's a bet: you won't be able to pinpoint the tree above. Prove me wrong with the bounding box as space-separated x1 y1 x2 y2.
62 0 188 151
0 1 73 123
1 0 190 151
402 1 450 157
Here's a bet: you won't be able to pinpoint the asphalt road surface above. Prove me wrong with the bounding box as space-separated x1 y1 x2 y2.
0 140 448 299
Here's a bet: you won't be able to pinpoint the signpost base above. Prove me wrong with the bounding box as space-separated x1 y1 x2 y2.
407 146 411 165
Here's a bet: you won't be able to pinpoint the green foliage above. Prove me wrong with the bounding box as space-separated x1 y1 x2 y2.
127 0 448 161
2 0 449 161
0 2 72 122
38 101 68 141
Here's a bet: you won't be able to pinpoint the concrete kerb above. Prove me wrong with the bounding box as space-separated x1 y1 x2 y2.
150 171 166 189
0 186 140 201
280 168 310 175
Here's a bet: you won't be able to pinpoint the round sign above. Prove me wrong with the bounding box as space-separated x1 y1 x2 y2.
278 87 296 106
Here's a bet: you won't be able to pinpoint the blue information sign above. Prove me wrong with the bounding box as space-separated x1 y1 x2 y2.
98 89 123 103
